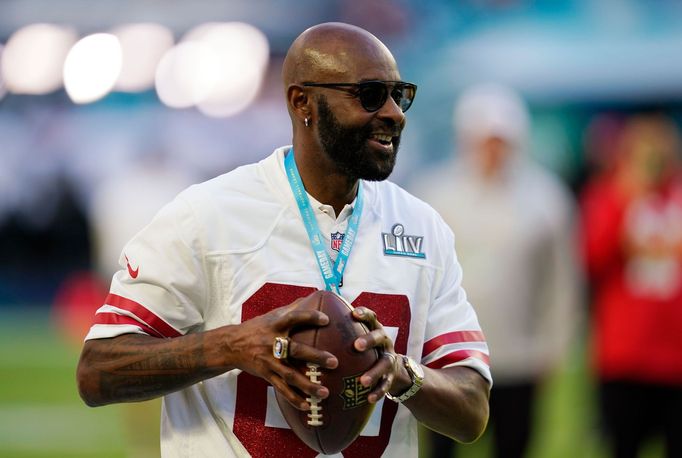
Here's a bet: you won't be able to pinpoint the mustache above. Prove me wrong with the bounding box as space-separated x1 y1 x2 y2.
368 121 403 137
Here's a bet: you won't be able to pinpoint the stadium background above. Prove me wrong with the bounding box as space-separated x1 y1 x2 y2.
1 0 680 456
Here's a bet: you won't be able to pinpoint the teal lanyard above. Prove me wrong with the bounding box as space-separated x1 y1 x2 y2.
284 148 363 294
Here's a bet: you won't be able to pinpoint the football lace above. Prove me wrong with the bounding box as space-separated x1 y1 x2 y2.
305 363 323 426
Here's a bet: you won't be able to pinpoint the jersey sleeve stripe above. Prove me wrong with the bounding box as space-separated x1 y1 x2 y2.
424 349 490 369
422 330 486 357
93 312 165 338
104 293 182 338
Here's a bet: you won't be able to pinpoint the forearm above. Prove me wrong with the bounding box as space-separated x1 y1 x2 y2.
400 366 490 443
77 330 231 407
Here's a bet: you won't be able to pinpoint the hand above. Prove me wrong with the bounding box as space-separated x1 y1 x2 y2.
223 297 339 411
351 307 408 403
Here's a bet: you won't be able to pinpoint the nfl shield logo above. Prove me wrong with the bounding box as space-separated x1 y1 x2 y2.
331 232 344 252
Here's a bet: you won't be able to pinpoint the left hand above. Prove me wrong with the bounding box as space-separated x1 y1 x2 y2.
351 306 408 403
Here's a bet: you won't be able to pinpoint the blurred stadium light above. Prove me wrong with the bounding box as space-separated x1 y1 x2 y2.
185 22 269 117
112 23 174 93
1 23 77 95
63 33 122 104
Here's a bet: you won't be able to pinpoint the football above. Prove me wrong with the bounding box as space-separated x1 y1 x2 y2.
275 290 379 454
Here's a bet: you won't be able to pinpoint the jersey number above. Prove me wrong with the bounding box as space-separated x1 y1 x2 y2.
234 283 411 457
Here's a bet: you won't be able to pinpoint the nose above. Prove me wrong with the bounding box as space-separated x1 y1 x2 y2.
376 93 406 127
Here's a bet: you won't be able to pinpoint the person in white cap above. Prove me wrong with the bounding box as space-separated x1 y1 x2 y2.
411 84 582 458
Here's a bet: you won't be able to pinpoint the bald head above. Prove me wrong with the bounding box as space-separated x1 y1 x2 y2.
282 22 398 88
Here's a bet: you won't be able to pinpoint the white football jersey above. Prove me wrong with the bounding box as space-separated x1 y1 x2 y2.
86 146 491 458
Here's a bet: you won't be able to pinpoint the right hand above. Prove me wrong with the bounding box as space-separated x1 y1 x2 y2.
215 296 338 410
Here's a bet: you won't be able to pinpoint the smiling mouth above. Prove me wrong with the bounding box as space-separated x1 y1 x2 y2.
369 133 396 147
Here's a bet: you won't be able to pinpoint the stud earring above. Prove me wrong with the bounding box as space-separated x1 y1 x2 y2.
304 117 310 127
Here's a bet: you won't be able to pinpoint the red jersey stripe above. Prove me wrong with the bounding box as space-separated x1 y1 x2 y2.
104 293 182 338
93 312 165 338
422 330 486 357
425 349 490 369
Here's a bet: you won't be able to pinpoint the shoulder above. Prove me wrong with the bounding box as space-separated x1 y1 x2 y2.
180 148 285 210
161 149 290 251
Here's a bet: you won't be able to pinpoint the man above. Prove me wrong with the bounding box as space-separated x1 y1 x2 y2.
77 22 491 457
411 84 580 458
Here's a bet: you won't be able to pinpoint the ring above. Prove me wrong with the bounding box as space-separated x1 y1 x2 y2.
384 352 398 366
273 336 290 360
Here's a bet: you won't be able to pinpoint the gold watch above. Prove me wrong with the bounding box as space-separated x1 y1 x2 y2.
386 356 424 403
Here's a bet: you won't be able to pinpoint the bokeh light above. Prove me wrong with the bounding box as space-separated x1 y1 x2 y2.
1 23 78 95
184 22 270 117
154 41 220 109
112 23 174 93
63 33 123 104
155 22 269 116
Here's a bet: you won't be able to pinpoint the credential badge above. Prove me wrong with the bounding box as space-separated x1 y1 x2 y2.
382 223 426 258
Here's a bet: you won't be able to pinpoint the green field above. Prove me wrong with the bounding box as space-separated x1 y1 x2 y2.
0 307 665 458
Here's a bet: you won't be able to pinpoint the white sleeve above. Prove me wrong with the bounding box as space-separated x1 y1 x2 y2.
421 223 492 385
85 194 207 340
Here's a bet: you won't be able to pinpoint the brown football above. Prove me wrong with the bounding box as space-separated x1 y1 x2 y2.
275 290 379 454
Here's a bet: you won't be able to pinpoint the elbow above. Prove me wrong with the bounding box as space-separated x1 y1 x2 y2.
76 348 105 407
76 361 98 407
456 402 490 444
454 376 491 444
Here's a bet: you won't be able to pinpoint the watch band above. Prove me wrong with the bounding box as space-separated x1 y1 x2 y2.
386 355 424 403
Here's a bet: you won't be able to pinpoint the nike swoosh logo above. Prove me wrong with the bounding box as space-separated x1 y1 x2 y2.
125 255 139 279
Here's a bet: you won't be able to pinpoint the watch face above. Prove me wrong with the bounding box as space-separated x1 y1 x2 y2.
407 357 424 379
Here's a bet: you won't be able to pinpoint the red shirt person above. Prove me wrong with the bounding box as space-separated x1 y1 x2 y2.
580 113 682 458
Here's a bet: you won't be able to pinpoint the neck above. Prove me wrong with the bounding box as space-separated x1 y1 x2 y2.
290 142 358 216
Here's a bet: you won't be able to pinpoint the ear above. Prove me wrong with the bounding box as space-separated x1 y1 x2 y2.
287 84 311 125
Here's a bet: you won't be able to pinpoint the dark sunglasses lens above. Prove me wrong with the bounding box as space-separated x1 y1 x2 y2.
358 83 388 111
392 84 415 112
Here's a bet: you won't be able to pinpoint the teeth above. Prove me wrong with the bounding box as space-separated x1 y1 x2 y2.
372 134 392 143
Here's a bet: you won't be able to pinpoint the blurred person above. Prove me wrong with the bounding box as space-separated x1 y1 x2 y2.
411 84 581 458
580 113 682 458
76 23 492 457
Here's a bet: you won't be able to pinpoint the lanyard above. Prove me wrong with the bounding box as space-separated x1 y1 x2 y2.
285 148 363 294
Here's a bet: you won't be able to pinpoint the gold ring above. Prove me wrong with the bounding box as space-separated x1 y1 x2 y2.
273 336 290 360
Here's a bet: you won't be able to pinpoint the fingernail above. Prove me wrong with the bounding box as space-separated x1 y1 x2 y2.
355 340 366 351
326 357 338 368
317 388 329 398
355 309 364 316
301 401 310 410
361 375 372 387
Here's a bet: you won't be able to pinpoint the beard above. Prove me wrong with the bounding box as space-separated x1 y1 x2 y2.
316 96 401 181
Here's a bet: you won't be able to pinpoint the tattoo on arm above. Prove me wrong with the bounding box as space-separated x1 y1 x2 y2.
83 333 223 404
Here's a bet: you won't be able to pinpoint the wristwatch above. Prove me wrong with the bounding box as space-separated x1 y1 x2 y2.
386 355 424 403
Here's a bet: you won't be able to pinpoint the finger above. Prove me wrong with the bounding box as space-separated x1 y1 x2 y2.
352 307 378 327
288 340 338 369
359 352 395 388
354 328 393 352
367 374 394 404
275 309 329 331
269 375 310 411
274 363 330 400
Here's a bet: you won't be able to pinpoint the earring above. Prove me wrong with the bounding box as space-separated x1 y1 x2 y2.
304 117 310 127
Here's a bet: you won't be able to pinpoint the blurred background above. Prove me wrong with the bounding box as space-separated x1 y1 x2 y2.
2 0 682 457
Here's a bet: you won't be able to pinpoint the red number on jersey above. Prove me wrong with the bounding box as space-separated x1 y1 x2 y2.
233 283 411 457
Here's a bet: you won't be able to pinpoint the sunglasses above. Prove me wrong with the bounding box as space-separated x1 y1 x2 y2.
302 80 417 113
